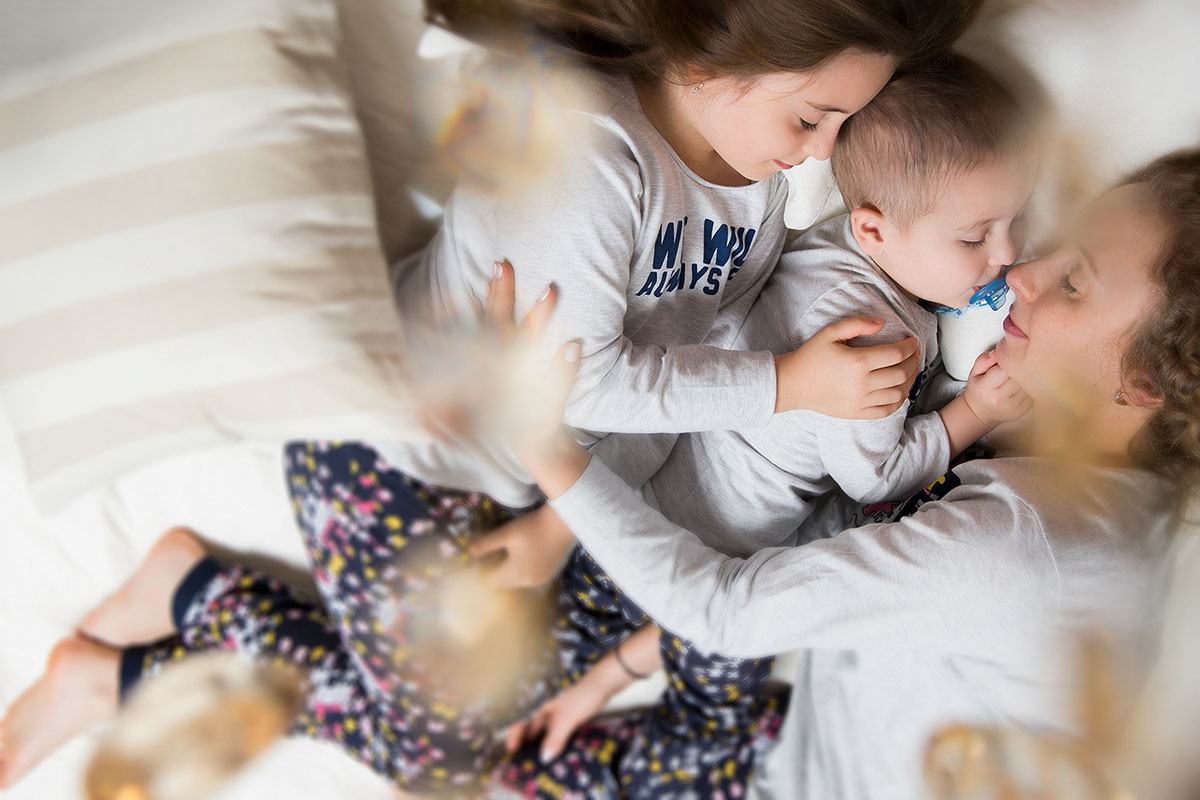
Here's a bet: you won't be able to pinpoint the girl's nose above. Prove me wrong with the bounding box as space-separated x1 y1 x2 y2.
802 129 837 163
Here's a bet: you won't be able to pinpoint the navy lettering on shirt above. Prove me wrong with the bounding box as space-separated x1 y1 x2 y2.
635 216 757 297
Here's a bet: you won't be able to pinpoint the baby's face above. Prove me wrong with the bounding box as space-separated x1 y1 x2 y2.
880 152 1036 309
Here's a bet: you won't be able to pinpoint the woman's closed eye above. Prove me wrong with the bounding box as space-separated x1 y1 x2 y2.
1059 271 1079 298
798 117 818 132
961 238 986 248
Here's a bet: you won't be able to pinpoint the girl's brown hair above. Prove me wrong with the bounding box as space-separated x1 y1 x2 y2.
426 0 984 80
1120 148 1200 492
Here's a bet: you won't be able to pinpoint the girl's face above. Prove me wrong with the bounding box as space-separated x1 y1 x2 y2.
689 50 896 182
996 183 1167 408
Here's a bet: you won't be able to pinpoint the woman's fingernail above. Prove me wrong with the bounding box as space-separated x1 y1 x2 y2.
538 284 555 302
493 261 504 279
563 342 581 364
540 748 554 764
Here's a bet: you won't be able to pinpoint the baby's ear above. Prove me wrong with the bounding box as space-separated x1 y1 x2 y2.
849 207 887 257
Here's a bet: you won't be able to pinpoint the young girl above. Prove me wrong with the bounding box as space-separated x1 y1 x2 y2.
375 0 983 508
0 0 983 795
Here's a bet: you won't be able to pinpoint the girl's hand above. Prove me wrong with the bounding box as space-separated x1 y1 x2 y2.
504 658 625 763
467 505 575 588
486 260 592 498
774 317 920 418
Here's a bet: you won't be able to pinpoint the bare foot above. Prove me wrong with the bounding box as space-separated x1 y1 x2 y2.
79 526 208 647
0 637 120 788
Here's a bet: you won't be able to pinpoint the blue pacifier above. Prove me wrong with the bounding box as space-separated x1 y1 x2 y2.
932 267 1011 317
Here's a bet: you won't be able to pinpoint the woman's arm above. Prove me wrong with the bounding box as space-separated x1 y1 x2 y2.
528 446 1057 663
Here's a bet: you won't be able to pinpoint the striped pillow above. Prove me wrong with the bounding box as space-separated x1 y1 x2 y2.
0 0 416 512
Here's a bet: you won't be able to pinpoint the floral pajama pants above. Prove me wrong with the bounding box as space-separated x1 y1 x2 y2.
119 441 785 798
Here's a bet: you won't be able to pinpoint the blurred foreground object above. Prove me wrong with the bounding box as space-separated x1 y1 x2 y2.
925 635 1133 800
927 519 1200 800
412 24 597 201
85 655 302 800
400 539 556 717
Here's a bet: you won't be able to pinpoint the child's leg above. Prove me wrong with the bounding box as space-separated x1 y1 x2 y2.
553 547 650 687
504 563 787 800
79 526 208 646
0 637 121 788
617 632 786 798
124 555 500 793
282 442 559 759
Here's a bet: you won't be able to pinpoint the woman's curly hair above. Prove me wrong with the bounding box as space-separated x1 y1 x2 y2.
1120 148 1200 494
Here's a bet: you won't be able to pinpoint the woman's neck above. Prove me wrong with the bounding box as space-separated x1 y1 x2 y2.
1018 400 1145 469
633 78 752 187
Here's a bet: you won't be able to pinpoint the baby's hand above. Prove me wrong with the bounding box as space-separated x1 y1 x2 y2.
775 316 920 419
964 350 1032 426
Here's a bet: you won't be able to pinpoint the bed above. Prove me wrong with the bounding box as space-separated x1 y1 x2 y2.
2 0 1198 797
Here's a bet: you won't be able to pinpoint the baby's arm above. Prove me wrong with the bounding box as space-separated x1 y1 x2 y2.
936 350 1032 458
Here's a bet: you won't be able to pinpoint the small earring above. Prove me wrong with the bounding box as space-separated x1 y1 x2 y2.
692 82 704 93
1113 389 1130 406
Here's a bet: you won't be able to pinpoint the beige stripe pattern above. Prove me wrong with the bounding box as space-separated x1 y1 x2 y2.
0 29 344 151
19 354 419 483
0 0 409 511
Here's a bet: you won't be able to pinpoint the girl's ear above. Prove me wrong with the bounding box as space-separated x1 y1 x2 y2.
849 207 887 258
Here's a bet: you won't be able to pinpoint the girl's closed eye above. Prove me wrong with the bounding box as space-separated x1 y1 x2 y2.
961 238 986 248
798 117 819 132
1059 271 1079 297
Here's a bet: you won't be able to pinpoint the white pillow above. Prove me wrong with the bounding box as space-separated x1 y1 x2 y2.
0 0 417 513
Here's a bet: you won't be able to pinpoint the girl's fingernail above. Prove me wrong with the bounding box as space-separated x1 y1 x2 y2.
538 284 554 302
493 261 504 279
540 748 554 764
564 342 581 363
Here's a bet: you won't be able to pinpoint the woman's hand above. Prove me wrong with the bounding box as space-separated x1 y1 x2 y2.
467 505 575 588
774 317 920 418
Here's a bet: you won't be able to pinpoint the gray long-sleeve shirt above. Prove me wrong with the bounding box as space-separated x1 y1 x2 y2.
377 76 788 506
641 215 949 555
550 454 1174 799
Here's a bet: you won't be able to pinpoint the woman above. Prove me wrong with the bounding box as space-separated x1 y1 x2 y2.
501 148 1200 798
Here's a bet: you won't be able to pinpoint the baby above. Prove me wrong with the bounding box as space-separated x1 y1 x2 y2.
637 52 1038 554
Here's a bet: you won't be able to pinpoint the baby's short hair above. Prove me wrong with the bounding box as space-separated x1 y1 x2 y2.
831 53 1035 228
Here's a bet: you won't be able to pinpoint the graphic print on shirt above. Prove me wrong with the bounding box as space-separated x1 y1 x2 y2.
635 217 758 298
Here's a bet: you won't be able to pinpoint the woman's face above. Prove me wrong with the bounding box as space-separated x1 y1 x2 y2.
996 183 1167 407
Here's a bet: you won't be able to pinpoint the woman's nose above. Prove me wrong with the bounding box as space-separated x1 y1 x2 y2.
1005 259 1036 301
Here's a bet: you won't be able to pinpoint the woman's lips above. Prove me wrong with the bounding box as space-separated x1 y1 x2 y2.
1002 313 1027 339
773 160 795 170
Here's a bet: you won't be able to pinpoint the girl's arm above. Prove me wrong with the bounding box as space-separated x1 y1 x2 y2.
474 127 913 435
524 437 1056 663
505 624 663 761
